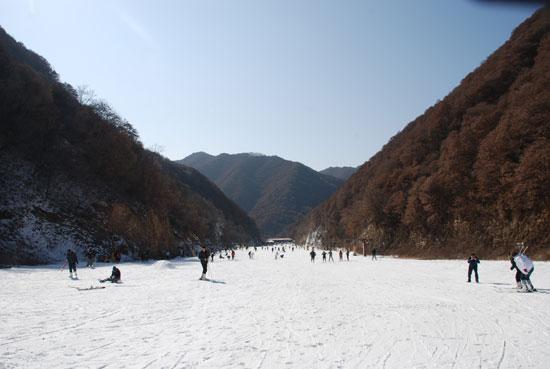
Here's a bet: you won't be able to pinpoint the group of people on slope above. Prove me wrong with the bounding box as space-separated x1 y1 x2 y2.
65 248 121 283
466 250 536 292
309 247 351 262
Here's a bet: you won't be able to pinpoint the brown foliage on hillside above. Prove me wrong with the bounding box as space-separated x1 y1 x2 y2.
294 8 550 259
0 27 259 263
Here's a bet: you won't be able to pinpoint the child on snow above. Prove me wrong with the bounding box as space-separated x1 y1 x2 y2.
467 254 480 283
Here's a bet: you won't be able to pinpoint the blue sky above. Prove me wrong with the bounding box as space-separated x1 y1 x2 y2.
0 0 539 170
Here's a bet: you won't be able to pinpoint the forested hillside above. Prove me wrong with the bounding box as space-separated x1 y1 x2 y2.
0 26 259 264
294 8 550 259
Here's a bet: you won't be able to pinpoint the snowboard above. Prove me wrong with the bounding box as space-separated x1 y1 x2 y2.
514 254 534 275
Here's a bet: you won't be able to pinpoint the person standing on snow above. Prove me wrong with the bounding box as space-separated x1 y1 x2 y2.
66 249 78 279
322 251 327 262
339 249 343 261
346 249 350 261
512 251 536 292
231 249 235 260
328 250 334 262
85 247 96 268
371 247 377 261
467 253 480 283
310 248 316 262
510 252 522 289
198 244 211 280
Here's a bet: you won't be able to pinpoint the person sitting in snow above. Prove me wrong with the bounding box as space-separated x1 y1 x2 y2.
100 266 121 283
467 253 480 283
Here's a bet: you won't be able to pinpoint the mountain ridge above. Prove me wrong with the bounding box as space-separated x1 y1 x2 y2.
293 8 550 259
178 152 344 237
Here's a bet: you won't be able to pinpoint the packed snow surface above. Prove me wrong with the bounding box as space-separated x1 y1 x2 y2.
1 248 550 369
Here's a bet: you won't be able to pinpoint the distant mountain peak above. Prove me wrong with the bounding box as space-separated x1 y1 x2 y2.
178 152 344 237
320 166 357 181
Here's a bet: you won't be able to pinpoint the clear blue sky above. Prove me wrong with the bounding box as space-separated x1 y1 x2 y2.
0 0 539 170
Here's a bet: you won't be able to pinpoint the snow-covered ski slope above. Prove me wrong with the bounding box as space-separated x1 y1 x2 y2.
1 248 549 369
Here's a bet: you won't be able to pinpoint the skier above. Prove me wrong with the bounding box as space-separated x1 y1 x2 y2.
339 249 343 261
211 252 215 262
371 247 377 261
510 252 522 289
513 251 536 292
100 266 121 283
66 249 78 279
322 251 327 262
346 249 350 261
85 247 96 268
310 248 316 262
467 253 480 283
198 244 211 280
328 250 334 262
231 249 235 260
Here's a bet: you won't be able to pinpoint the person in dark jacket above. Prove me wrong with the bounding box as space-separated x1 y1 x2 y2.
371 247 377 261
467 254 480 283
66 249 78 279
198 244 210 280
510 252 522 289
310 248 316 262
100 266 121 283
346 249 350 261
322 251 327 262
85 247 96 268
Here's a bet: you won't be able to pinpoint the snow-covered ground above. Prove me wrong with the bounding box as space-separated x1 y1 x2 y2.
1 248 549 369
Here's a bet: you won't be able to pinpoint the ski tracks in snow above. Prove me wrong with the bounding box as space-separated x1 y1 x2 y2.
1 251 550 368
